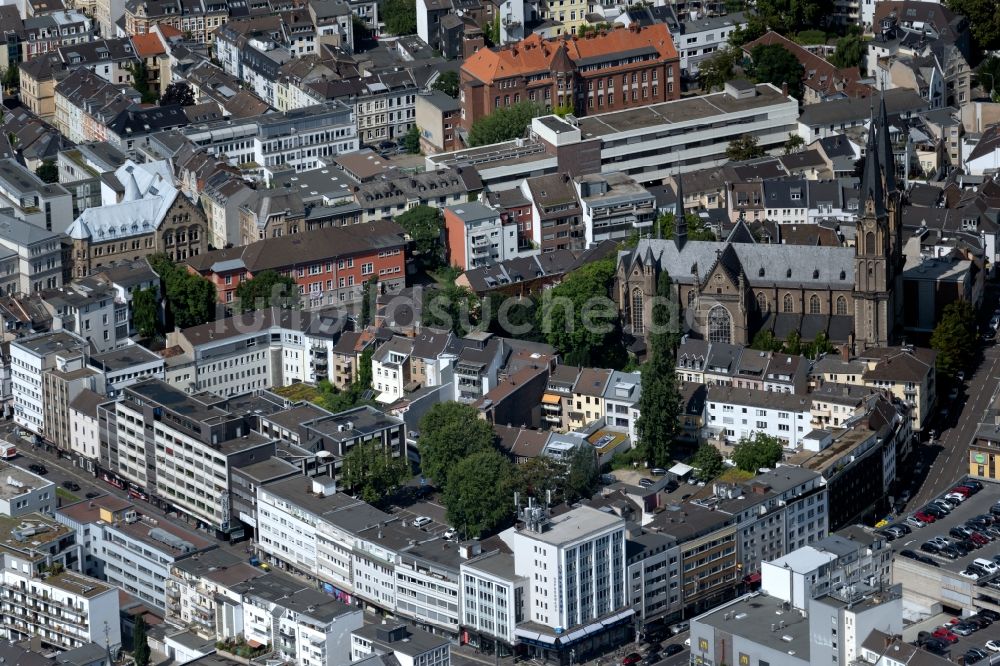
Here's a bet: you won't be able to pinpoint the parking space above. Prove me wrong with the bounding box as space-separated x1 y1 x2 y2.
903 611 999 663
390 499 453 538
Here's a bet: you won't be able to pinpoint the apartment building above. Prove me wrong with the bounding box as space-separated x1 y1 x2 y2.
185 220 407 309
124 0 228 45
106 380 279 539
703 385 813 448
499 505 628 663
354 168 470 224
0 159 73 234
602 370 641 442
521 172 584 253
460 549 527 656
415 90 461 155
574 171 655 247
0 464 56 517
444 202 519 271
39 278 120 353
568 367 610 430
69 389 104 470
11 331 88 436
41 362 104 454
351 623 451 666
0 213 63 294
56 494 215 611
166 549 267 639
0 568 121 651
460 25 681 130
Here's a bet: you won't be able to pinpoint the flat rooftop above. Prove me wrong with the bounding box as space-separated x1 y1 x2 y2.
89 344 162 372
515 505 623 545
46 570 113 598
58 498 214 557
304 405 403 442
13 331 85 358
696 593 811 661
577 83 789 138
0 464 52 500
0 513 69 557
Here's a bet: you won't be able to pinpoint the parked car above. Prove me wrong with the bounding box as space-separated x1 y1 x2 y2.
638 478 655 488
442 528 457 540
642 653 660 665
922 638 948 655
412 516 432 528
669 622 689 635
952 623 976 636
651 468 667 476
622 653 642 665
986 639 1000 652
27 463 47 475
906 516 926 528
899 550 919 560
966 649 987 664
980 609 1000 621
914 511 937 523
920 542 941 554
61 480 80 491
932 628 959 644
963 480 984 493
960 570 981 581
85 491 99 499
663 644 684 656
917 555 940 567
951 527 973 539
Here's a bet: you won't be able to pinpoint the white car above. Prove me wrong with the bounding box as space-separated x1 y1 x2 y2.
959 570 980 581
412 516 432 528
945 493 967 503
986 639 1000 652
443 528 457 540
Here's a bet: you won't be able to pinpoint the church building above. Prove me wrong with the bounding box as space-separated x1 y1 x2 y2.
616 97 904 352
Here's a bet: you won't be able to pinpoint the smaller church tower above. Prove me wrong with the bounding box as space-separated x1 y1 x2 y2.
674 174 687 250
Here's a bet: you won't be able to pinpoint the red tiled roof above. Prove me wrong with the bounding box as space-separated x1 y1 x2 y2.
131 32 166 58
744 31 873 100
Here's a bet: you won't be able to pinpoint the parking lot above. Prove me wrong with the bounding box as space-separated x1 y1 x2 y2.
386 488 455 538
902 612 1000 663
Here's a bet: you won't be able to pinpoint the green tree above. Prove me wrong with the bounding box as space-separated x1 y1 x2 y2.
802 331 835 359
444 448 515 538
750 329 783 352
382 0 417 35
35 160 58 183
132 287 159 339
830 34 865 69
783 133 804 155
537 256 626 367
148 255 217 329
783 329 802 355
946 0 1000 51
402 124 421 154
652 212 717 242
424 283 480 335
3 66 18 93
728 15 766 47
726 134 766 161
486 293 544 341
132 616 150 666
484 15 500 46
749 44 804 99
342 439 409 504
418 402 496 488
318 347 376 412
468 101 544 147
128 61 159 104
976 56 1000 101
515 455 564 502
432 70 460 98
751 0 822 34
691 443 725 481
930 300 977 380
699 46 740 92
360 276 377 328
565 445 599 502
161 81 195 106
395 205 443 268
235 270 300 312
635 271 681 467
731 432 784 472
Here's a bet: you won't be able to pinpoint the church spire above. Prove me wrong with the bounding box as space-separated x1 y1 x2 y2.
861 110 886 218
876 93 896 193
674 173 687 250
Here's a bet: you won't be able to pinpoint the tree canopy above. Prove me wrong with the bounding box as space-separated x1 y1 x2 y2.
652 212 717 242
947 0 1000 51
830 34 865 70
381 0 417 35
128 61 159 104
699 47 740 92
132 287 159 339
930 300 977 380
424 283 480 336
749 44 804 99
726 134 766 161
161 81 195 106
468 102 544 147
360 276 377 328
402 125 421 154
635 271 681 467
433 71 460 98
750 0 823 35
235 270 300 312
565 445 599 502
148 255 217 329
35 160 58 184
133 616 150 666
691 443 725 481
731 432 784 472
316 347 375 412
443 448 515 538
342 439 409 504
418 401 496 488
976 56 1000 101
537 256 626 367
395 205 443 268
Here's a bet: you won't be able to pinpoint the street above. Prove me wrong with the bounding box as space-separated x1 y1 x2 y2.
906 341 1000 511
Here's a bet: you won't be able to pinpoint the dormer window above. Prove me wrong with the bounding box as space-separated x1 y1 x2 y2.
786 268 792 278
813 269 819 279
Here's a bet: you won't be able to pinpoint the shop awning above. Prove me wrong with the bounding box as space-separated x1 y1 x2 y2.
745 572 762 583
542 393 562 405
514 629 541 642
560 627 587 644
247 640 264 649
536 634 557 645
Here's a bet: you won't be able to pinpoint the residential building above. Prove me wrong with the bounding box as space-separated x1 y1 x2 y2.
602 370 641 442
87 343 165 395
459 549 527 656
351 623 451 666
568 367 610 430
0 213 63 293
11 331 88 436
415 90 461 154
624 530 681 626
68 389 104 470
668 11 747 77
124 0 228 45
521 172 584 253
0 568 121 651
0 464 56 516
41 361 104 454
39 278 120 352
704 385 813 449
540 364 580 431
199 172 255 250
444 202 519 270
65 160 209 277
165 549 267 639
91 258 162 341
56 494 215 611
354 167 471 223
0 159 73 234
460 25 681 130
292 405 407 483
574 171 655 246
796 87 929 143
185 219 406 309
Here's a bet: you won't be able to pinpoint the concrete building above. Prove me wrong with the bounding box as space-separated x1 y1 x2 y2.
443 202 520 271
704 385 813 449
351 623 451 666
0 213 64 294
68 389 105 470
56 494 215 611
41 361 104 454
0 159 73 234
11 331 88 436
574 171 656 247
0 463 56 517
459 549 527 656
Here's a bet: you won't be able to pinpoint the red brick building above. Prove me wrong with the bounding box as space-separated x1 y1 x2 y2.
185 220 407 309
460 24 680 132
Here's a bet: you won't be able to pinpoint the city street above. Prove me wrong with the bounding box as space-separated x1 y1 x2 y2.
906 340 1000 511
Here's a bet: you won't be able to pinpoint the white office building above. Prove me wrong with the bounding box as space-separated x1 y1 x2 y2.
704 385 813 448
0 464 56 517
11 331 88 435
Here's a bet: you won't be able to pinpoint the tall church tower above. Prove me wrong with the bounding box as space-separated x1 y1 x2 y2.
877 93 906 326
853 109 896 349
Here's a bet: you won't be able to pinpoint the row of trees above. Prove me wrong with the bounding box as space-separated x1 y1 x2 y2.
147 255 217 331
418 402 599 538
689 433 784 482
750 329 835 359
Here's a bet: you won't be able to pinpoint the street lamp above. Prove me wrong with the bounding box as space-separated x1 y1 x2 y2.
276 449 334 476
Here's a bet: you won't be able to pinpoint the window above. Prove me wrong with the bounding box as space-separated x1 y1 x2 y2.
783 294 793 313
836 296 847 315
756 292 767 312
809 295 820 314
708 305 731 344
632 289 644 334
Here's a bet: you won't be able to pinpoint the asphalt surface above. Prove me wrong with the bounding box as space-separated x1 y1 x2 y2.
906 341 1000 512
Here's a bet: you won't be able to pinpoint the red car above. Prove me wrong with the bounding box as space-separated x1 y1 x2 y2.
914 511 937 523
932 628 959 644
952 486 973 497
622 653 643 665
970 532 989 545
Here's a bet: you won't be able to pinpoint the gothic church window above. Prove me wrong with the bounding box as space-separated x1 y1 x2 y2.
783 294 793 313
708 306 731 344
809 295 820 314
632 289 644 334
836 296 847 316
